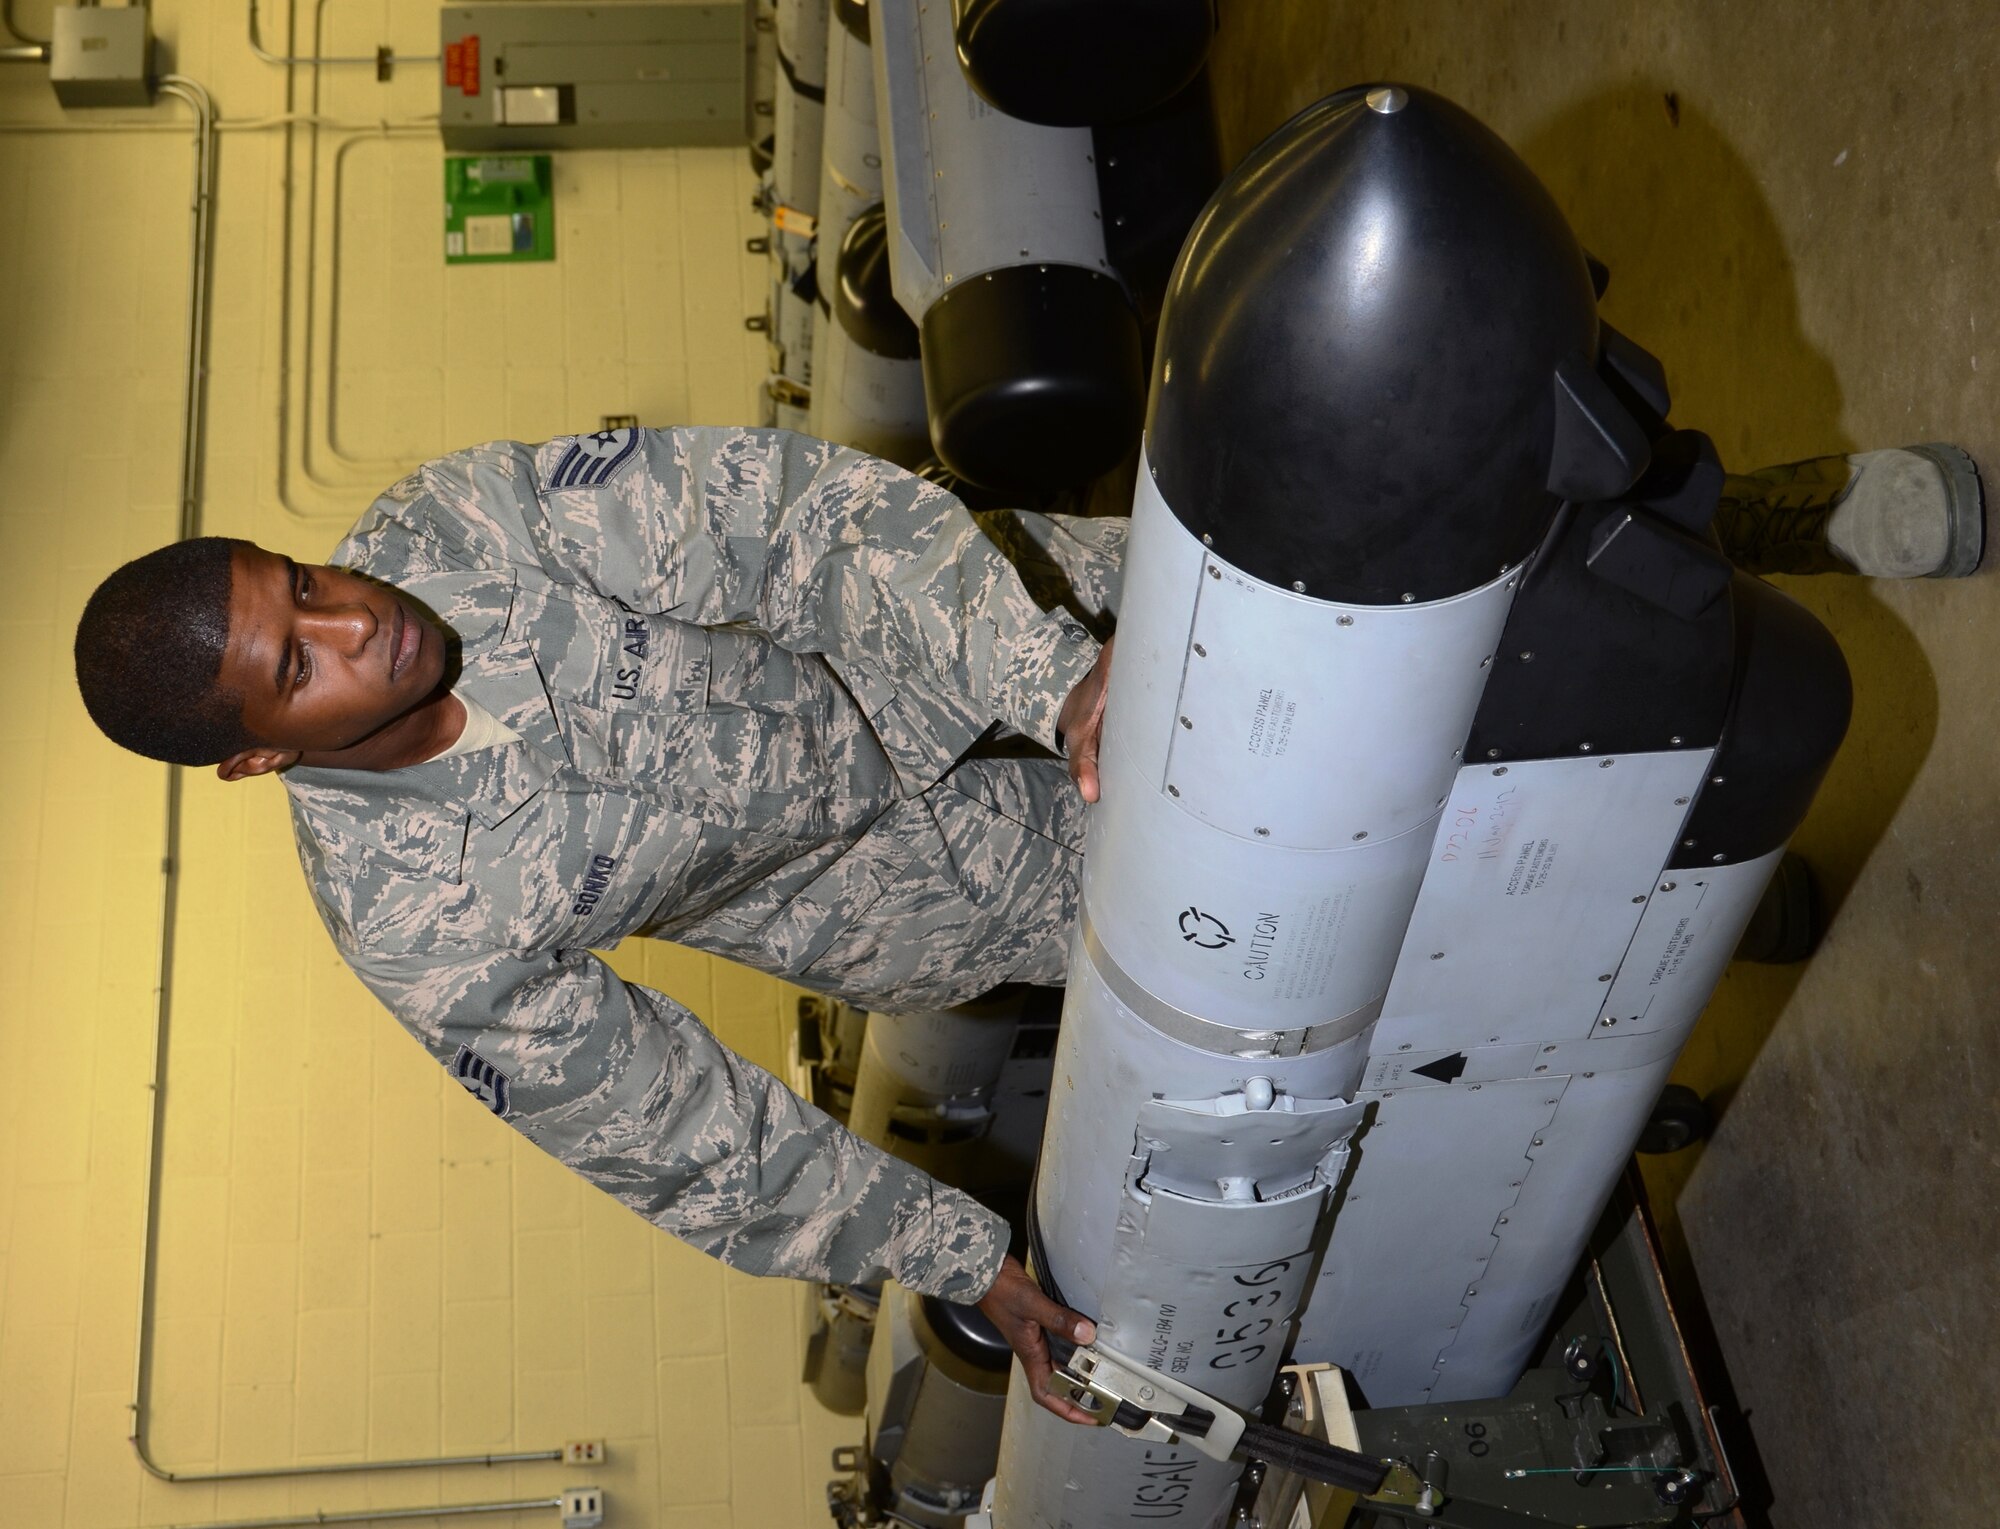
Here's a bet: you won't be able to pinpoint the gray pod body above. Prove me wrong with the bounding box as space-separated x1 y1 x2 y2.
992 86 1847 1528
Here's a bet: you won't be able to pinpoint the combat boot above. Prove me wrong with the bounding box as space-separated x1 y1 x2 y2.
1714 443 1984 577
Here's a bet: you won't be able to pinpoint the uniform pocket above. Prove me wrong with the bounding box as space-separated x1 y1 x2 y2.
748 824 917 976
798 767 1081 1009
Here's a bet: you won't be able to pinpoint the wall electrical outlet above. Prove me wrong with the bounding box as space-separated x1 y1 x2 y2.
563 1439 606 1466
561 1486 605 1529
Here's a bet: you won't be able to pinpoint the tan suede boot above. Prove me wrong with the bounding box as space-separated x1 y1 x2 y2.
1714 443 1984 577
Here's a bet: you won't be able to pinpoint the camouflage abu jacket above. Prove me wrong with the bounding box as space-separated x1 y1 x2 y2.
281 427 1115 1300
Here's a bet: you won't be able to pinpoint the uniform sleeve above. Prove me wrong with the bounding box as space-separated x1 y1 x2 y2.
362 940 1009 1298
421 429 1104 756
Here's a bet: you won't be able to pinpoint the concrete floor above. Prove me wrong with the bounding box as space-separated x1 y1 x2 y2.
1205 6 1999 1525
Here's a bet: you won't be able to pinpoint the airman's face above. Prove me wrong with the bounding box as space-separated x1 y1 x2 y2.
217 545 449 752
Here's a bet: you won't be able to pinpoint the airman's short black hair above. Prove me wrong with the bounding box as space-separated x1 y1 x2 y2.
74 537 259 767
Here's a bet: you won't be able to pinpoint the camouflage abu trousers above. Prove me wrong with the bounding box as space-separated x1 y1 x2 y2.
790 506 1128 1007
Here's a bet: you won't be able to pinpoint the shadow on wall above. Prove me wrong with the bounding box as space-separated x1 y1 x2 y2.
1516 93 1949 1529
1513 88 1942 1253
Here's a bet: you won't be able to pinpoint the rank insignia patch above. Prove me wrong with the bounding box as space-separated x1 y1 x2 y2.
547 427 640 489
451 1043 512 1116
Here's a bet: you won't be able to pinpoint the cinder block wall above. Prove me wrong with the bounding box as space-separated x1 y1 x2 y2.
0 4 857 1525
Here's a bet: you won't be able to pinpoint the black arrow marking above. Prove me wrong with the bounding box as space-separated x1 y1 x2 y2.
1412 1051 1468 1085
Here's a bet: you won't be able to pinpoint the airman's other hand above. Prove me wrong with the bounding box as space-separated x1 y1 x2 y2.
1057 637 1114 804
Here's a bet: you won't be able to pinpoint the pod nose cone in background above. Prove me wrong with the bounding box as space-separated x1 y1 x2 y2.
1148 83 1624 604
835 206 923 361
951 0 1215 127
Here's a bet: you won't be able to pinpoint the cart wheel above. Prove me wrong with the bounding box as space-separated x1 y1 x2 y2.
1733 851 1820 963
1637 1084 1712 1154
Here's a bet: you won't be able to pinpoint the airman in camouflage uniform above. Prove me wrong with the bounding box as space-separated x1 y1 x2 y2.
283 427 1125 1301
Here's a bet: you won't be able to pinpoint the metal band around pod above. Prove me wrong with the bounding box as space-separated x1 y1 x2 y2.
1081 909 1382 1057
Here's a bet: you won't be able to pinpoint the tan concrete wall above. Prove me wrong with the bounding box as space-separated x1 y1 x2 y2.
0 3 854 1525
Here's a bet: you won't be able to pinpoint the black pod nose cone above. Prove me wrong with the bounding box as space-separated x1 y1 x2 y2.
1148 85 1607 604
835 206 922 360
952 0 1215 127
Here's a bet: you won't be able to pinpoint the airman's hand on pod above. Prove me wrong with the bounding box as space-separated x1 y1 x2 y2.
1057 637 1115 804
977 1254 1100 1424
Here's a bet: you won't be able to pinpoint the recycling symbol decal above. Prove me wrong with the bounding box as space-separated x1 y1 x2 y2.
1177 907 1235 949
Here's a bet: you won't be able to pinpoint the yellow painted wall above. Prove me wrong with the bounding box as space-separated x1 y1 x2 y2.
0 4 858 1525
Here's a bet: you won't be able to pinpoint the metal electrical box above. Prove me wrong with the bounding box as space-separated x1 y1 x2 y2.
51 4 153 108
439 3 753 152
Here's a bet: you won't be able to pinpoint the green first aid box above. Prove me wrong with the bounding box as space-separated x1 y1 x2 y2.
445 155 555 263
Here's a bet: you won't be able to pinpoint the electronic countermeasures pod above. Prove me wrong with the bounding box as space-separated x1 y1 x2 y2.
872 0 1145 492
828 1285 1013 1528
806 4 930 463
759 0 829 424
990 84 1848 1529
774 0 828 221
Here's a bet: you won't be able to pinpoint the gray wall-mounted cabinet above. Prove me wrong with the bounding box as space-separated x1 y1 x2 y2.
440 3 752 151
